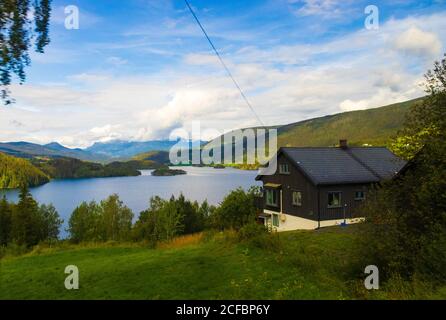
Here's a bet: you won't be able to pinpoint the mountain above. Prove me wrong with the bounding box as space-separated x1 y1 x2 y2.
206 97 423 150
0 141 106 162
85 140 178 159
276 98 422 147
0 153 50 188
132 150 171 164
86 140 207 159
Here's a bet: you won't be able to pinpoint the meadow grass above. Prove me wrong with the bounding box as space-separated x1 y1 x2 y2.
0 225 444 300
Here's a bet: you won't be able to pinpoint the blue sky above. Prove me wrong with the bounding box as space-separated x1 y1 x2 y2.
1 0 446 147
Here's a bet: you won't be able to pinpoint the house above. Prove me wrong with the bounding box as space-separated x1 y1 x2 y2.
255 140 406 231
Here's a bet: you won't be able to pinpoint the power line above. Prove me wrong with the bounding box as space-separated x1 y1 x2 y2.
184 0 265 127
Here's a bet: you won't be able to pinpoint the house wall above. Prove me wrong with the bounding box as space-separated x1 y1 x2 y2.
261 153 318 220
318 184 369 221
260 152 372 223
264 211 365 232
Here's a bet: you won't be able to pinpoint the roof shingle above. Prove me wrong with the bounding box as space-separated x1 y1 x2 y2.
277 147 405 185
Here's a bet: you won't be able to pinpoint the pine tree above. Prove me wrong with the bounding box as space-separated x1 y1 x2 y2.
0 196 12 245
11 185 40 246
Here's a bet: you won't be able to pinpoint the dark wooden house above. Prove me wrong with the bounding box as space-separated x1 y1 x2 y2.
255 140 406 231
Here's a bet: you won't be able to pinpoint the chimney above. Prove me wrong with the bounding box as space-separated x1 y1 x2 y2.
340 139 348 149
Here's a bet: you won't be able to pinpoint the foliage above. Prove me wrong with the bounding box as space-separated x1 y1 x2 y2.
0 196 12 245
38 203 63 242
359 54 446 285
151 165 187 176
33 157 143 180
0 152 50 188
390 54 446 160
210 187 259 230
68 195 134 243
67 201 101 243
99 194 134 241
132 196 184 244
0 0 51 104
132 194 212 244
0 186 62 247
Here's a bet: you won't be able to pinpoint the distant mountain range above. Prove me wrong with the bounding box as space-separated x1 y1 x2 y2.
0 141 104 162
84 140 179 159
0 97 423 164
0 139 205 163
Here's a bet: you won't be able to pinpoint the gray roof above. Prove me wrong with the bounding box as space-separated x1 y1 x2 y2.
278 147 406 185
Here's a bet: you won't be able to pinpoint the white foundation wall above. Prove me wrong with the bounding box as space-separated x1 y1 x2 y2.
264 210 364 232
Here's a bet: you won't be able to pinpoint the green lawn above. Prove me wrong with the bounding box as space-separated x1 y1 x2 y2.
0 226 444 300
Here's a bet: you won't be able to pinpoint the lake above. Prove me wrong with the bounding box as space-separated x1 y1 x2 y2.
0 167 261 238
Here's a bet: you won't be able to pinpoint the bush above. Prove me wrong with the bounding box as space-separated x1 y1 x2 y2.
210 187 259 230
237 222 267 241
68 195 134 242
237 222 282 251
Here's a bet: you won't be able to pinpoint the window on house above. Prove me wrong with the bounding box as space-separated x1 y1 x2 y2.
355 191 366 201
292 191 302 206
265 189 278 207
328 192 342 208
272 214 280 227
279 163 290 174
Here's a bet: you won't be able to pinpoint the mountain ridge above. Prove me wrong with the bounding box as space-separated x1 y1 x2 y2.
0 97 423 163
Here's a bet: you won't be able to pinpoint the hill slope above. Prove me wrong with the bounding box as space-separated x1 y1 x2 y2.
277 98 422 147
0 153 50 188
0 141 105 162
0 226 444 299
206 97 423 150
132 150 171 164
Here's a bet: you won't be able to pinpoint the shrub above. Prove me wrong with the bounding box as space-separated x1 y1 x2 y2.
237 222 282 251
210 187 259 230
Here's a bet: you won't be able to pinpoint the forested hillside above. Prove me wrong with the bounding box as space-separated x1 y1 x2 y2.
32 157 162 180
132 150 171 164
277 98 423 147
0 153 50 188
205 97 423 150
0 153 164 189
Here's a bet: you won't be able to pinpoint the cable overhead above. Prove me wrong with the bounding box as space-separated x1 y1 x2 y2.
184 0 265 127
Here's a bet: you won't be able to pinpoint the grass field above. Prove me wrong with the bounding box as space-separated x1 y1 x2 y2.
0 225 444 300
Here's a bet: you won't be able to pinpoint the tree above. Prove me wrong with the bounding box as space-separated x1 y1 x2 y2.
361 54 446 284
38 203 63 242
175 194 206 235
1 0 51 104
100 194 134 241
0 196 12 245
68 201 101 242
11 185 41 246
132 196 184 243
210 187 258 230
391 54 446 160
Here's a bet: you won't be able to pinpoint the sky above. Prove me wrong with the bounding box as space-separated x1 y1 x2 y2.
1 0 445 148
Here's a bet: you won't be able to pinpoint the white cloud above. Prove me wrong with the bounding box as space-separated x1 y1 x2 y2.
2 11 446 148
394 26 442 58
288 0 354 18
106 56 128 66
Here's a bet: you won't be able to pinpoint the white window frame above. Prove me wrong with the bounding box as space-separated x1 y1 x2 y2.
279 163 290 174
328 191 342 208
292 190 302 207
